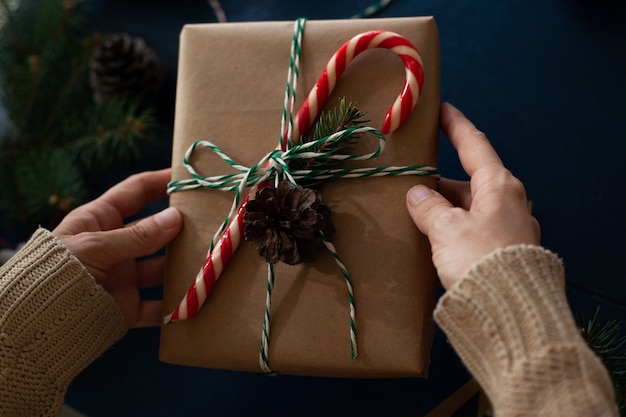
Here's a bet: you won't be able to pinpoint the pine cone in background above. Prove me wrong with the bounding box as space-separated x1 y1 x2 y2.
244 180 335 265
89 33 163 106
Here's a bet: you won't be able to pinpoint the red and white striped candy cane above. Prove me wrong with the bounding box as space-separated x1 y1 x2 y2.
165 30 424 323
283 30 424 148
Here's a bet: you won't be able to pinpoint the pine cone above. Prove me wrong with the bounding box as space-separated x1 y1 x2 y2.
244 180 335 265
89 33 163 106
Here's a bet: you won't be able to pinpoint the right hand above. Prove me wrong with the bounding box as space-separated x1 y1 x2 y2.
405 103 540 290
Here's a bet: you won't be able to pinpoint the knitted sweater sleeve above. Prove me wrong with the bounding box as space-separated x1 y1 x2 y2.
434 244 619 417
0 228 128 417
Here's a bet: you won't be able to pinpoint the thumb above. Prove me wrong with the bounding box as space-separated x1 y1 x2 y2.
104 207 183 261
405 185 454 237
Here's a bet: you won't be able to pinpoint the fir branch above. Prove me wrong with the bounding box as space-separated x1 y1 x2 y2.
579 307 626 416
0 1 159 229
0 0 27 59
16 54 42 133
11 148 86 225
310 97 369 142
49 0 81 43
32 0 85 52
37 33 98 145
66 100 156 168
0 0 93 142
292 97 369 172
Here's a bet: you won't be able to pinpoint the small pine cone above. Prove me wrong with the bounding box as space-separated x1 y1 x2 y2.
89 33 163 106
244 180 335 265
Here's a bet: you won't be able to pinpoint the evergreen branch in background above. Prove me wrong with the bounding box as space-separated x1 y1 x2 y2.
14 149 86 224
0 0 160 231
579 307 626 416
67 100 156 168
36 32 99 145
0 0 32 59
0 0 89 142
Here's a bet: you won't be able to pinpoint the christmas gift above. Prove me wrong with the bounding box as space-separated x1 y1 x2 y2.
161 16 441 378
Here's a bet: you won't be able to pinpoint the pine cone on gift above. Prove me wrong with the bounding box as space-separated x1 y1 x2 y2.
244 180 335 265
89 33 163 106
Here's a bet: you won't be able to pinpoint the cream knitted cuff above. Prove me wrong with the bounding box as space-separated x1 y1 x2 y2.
0 228 127 417
433 244 617 416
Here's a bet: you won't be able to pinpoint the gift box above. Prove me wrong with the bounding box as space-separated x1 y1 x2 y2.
161 16 440 378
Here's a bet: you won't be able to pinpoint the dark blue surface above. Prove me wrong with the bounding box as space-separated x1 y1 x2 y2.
9 0 626 415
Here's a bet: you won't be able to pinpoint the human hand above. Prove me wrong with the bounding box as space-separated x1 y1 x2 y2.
405 103 540 290
52 169 182 328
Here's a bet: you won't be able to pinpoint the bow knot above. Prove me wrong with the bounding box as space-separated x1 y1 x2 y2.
169 125 434 198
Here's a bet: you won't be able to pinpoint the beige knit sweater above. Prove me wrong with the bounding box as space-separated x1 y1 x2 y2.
435 245 619 416
0 231 619 416
0 229 127 417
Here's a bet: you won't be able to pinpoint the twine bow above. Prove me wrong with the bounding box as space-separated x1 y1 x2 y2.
168 126 438 195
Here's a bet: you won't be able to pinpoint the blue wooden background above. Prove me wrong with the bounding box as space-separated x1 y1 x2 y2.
3 0 626 415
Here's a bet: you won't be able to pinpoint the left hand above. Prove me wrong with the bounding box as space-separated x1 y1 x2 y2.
53 169 183 328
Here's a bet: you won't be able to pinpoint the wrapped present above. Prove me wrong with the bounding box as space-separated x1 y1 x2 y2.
161 16 441 378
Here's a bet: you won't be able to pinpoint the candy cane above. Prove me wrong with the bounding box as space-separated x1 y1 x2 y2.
165 30 424 323
284 30 424 148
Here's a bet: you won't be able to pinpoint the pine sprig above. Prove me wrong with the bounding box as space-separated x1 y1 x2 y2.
290 97 369 173
579 307 626 415
66 100 156 168
0 0 158 230
0 0 89 141
14 149 86 224
310 96 369 143
36 33 99 146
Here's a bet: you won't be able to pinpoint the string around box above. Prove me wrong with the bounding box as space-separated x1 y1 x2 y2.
168 18 439 375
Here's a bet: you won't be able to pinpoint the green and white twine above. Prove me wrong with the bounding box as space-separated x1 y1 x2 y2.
168 127 440 194
168 17 439 375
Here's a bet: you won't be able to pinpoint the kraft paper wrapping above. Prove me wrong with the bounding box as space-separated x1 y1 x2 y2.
161 16 440 378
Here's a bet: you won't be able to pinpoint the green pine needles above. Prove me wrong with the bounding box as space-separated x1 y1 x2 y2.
309 96 369 143
579 307 626 415
290 97 368 174
0 0 156 228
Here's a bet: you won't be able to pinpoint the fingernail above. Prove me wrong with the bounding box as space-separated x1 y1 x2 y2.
407 185 434 206
155 207 181 229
